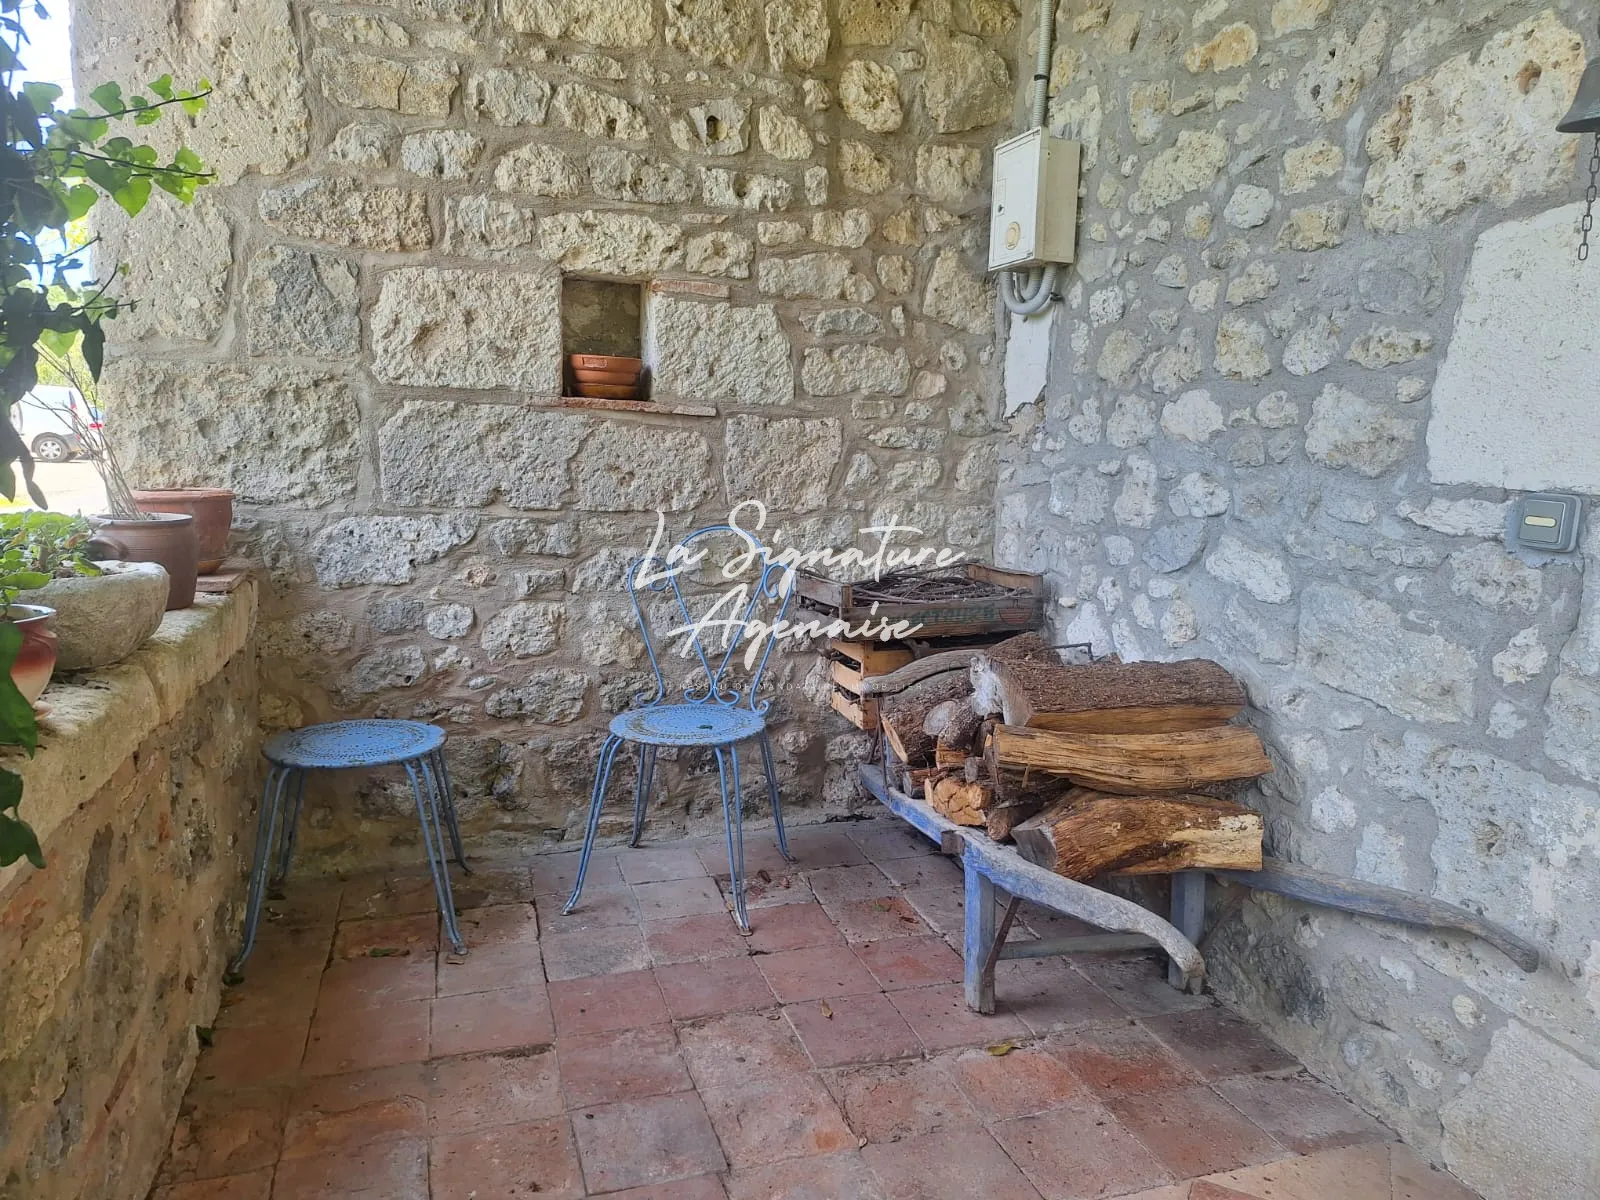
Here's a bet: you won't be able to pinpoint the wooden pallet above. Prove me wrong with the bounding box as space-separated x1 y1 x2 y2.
826 638 915 731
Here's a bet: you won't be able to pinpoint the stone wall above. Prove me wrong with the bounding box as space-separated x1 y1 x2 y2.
992 3 1600 1198
0 587 259 1200
75 0 1021 866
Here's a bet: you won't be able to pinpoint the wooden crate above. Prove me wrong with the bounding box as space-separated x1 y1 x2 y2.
795 564 1045 640
826 638 914 731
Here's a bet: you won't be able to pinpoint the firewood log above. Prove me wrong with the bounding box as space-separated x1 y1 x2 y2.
856 629 1058 698
1012 787 1264 880
969 656 1245 732
928 773 990 826
990 724 1271 795
881 675 968 764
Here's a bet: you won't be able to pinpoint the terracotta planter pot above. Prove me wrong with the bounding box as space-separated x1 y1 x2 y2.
89 513 199 610
7 604 57 704
132 488 235 573
33 561 168 670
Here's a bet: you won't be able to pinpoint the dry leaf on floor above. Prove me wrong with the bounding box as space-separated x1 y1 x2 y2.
820 999 834 1019
986 1041 1015 1056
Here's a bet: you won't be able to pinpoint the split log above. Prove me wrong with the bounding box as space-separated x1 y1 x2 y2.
1013 787 1263 880
991 724 1271 795
976 722 1063 841
926 698 985 759
857 630 1058 698
969 656 1245 732
928 772 990 826
881 675 968 764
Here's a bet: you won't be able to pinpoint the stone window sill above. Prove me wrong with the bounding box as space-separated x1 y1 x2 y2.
550 395 718 418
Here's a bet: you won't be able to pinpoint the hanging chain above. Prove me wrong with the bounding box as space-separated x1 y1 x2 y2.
1581 132 1599 262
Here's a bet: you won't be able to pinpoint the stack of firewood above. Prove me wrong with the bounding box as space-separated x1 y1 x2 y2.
879 632 1269 881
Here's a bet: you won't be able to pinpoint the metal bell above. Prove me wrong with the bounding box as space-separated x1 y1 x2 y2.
1558 55 1600 133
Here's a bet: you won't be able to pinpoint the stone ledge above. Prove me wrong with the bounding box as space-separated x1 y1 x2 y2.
0 578 258 895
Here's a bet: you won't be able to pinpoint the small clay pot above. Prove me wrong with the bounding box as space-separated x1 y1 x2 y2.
569 353 643 373
7 604 57 704
132 488 235 573
34 561 168 670
89 513 199 610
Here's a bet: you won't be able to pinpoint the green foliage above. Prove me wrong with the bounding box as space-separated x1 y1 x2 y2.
0 0 212 508
0 621 39 869
0 511 98 604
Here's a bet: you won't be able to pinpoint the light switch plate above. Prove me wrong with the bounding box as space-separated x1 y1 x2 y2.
1513 493 1582 553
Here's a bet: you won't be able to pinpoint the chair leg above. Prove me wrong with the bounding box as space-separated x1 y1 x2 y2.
229 765 293 977
757 732 795 864
406 757 467 956
269 768 306 892
430 749 471 873
629 744 657 848
563 734 624 916
715 745 750 933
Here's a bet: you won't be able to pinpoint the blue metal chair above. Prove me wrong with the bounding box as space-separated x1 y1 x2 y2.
563 525 797 931
229 719 470 974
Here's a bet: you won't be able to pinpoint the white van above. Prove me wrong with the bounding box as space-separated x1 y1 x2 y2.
10 385 100 462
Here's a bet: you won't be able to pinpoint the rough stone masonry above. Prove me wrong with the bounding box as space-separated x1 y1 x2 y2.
75 0 1020 861
992 3 1600 1198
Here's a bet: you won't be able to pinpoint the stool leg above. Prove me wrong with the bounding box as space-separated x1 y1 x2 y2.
429 749 470 873
406 758 466 956
757 732 795 864
270 768 306 892
230 765 292 976
715 745 750 933
563 734 624 916
629 744 656 848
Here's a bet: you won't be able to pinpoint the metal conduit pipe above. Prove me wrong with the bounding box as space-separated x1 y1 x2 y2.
998 0 1060 316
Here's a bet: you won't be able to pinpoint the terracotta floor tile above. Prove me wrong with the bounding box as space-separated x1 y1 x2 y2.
333 914 439 960
734 866 814 908
302 1000 430 1077
456 901 541 947
634 876 730 920
557 1024 692 1107
1195 1142 1395 1199
191 1022 307 1091
874 852 962 890
899 883 967 939
806 863 896 906
540 923 652 981
701 1072 856 1167
435 938 544 996
1108 1085 1286 1178
677 1009 813 1088
990 1101 1174 1200
571 1093 728 1194
656 955 776 1020
247 923 335 977
270 1134 429 1199
950 1044 1091 1122
283 1065 429 1160
620 846 712 883
430 1117 583 1199
1144 1008 1301 1080
317 954 435 1011
340 876 439 922
745 902 844 952
531 849 621 897
428 1046 562 1135
432 985 555 1057
848 820 940 861
1389 1144 1482 1199
215 965 322 1031
153 1170 273 1200
854 936 963 990
605 1177 729 1200
827 1056 977 1143
887 984 1029 1053
535 884 642 933
646 913 756 964
994 958 1127 1034
726 1149 887 1200
830 896 933 942
450 863 537 908
1190 1183 1272 1199
549 968 668 1036
1046 1022 1203 1098
861 1126 1043 1200
1071 954 1215 1018
783 826 870 867
785 992 921 1068
1213 1072 1392 1154
755 943 880 1003
158 1086 286 1183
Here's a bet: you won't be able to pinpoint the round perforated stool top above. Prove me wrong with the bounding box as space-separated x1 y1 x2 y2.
263 719 445 769
609 704 764 747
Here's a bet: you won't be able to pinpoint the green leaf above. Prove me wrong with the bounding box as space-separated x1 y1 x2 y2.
0 465 14 503
88 81 123 112
62 183 96 221
148 74 173 100
0 623 37 753
0 572 50 590
80 323 104 380
134 108 161 126
0 807 44 870
36 327 75 357
111 175 151 216
180 81 210 118
21 81 62 114
173 145 205 175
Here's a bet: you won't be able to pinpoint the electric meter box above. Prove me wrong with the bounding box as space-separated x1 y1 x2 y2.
988 128 1081 272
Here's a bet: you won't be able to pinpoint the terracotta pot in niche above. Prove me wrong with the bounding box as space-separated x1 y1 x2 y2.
132 488 235 573
89 513 199 610
7 604 57 704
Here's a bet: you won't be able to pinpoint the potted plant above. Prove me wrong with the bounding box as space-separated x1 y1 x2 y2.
0 512 166 668
0 0 211 868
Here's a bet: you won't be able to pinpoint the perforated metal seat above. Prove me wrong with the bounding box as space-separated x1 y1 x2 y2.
609 704 765 747
263 719 445 768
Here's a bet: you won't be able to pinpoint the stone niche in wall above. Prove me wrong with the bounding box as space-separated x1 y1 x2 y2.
1427 202 1600 493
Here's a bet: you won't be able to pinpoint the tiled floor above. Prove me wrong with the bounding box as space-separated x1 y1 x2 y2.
153 818 1482 1200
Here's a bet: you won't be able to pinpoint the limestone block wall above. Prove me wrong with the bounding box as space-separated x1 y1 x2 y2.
74 0 1022 866
992 3 1600 1197
0 588 259 1200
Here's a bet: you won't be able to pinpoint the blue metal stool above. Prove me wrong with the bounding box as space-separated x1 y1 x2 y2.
230 719 470 973
564 525 796 932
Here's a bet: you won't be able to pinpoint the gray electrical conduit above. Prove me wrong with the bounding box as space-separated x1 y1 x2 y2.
999 0 1060 316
